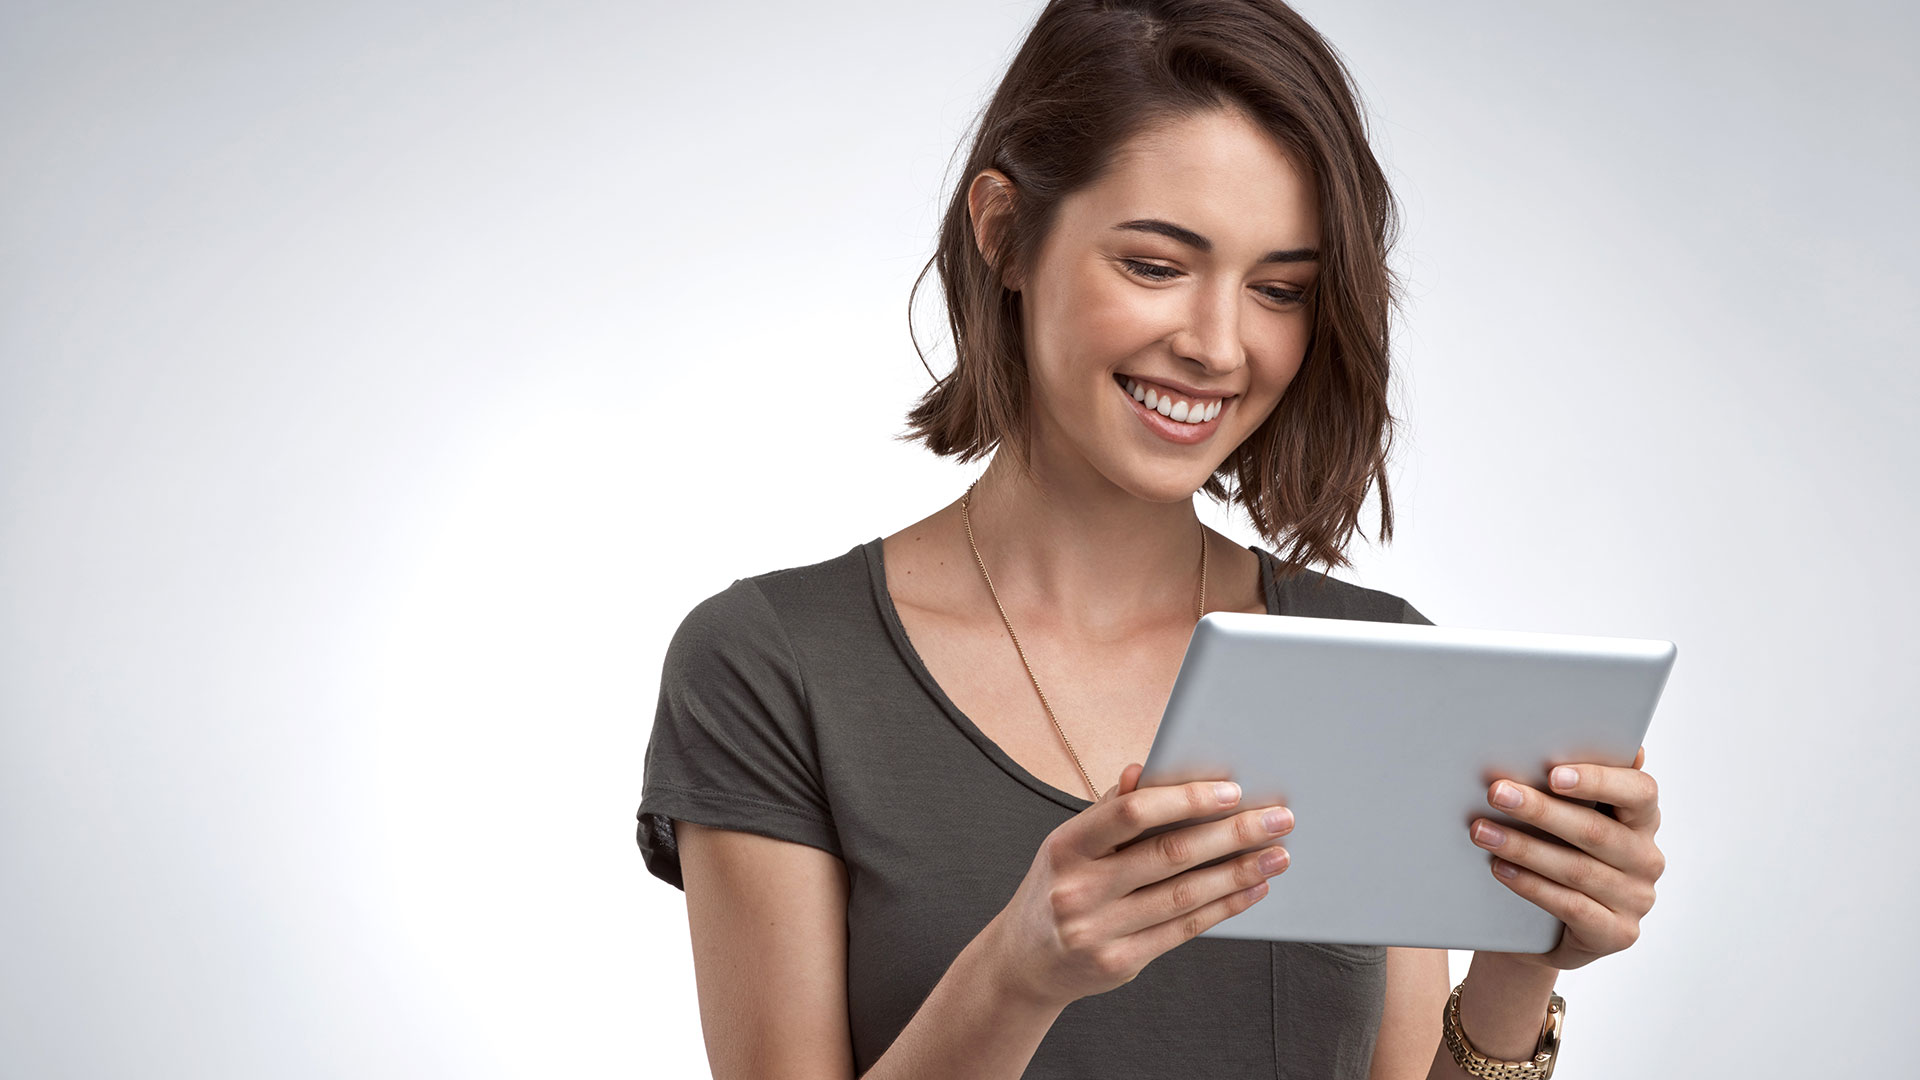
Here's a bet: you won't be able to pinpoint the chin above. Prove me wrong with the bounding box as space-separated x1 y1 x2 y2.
1112 460 1223 503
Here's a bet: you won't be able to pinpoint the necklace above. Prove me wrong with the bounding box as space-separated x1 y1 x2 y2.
958 478 1207 801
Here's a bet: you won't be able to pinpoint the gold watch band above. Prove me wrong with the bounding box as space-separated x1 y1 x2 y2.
1440 978 1565 1078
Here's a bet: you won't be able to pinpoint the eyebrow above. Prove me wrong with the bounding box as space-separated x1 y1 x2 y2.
1111 218 1319 264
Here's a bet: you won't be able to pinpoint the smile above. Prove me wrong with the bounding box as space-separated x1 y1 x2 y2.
1114 374 1232 444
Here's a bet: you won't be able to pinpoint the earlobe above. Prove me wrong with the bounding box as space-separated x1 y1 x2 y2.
966 168 1022 292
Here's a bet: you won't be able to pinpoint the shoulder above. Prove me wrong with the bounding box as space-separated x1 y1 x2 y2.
667 541 877 664
737 540 877 617
1259 549 1433 626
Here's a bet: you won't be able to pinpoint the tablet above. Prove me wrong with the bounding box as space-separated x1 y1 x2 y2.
1133 611 1676 953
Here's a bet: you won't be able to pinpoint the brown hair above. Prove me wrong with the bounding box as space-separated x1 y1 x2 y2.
901 0 1403 577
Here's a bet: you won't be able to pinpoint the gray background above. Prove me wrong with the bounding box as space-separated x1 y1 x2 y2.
4 1 1914 1075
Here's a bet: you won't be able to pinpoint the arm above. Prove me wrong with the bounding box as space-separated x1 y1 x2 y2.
1368 947 1448 1080
678 821 856 1079
1416 748 1664 1077
1368 946 1562 1080
1420 955 1560 1078
677 820 1064 1080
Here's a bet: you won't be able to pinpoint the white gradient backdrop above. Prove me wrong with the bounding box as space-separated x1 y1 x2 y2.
3 1 1914 1076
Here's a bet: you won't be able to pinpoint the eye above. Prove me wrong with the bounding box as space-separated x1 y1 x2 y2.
1118 258 1181 282
1120 259 1309 307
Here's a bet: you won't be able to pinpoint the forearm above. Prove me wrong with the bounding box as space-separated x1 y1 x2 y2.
860 914 1066 1080
1423 952 1560 1080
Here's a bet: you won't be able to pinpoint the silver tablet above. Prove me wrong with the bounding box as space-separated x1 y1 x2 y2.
1134 612 1676 953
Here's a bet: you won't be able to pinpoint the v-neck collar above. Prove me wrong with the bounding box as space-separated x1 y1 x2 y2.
861 536 1286 814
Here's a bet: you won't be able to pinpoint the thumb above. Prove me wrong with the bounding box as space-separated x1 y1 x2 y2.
1094 764 1135 803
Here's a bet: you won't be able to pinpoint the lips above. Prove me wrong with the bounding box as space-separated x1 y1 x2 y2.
1115 373 1237 405
1113 373 1232 423
1116 375 1226 445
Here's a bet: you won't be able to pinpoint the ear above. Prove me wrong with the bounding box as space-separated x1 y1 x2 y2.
966 168 1023 292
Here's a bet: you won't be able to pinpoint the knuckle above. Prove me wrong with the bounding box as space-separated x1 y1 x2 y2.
1500 832 1529 863
1093 944 1132 980
1638 881 1658 914
1580 814 1613 849
1649 850 1668 881
1116 794 1148 830
1642 773 1660 805
1562 854 1594 891
1057 917 1096 955
1179 911 1206 943
1047 880 1085 919
1233 810 1264 845
1167 876 1200 914
1188 782 1218 815
1042 831 1073 866
1153 828 1193 869
1621 919 1642 948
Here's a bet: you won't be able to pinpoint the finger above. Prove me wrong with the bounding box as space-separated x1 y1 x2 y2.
1106 801 1295 895
1126 857 1277 963
1091 764 1134 805
1486 779 1655 878
1108 839 1288 938
1489 856 1642 956
1094 763 1143 805
1470 817 1651 915
1546 762 1661 831
1072 777 1245 859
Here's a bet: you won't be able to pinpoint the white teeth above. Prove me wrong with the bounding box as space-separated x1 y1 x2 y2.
1121 377 1223 424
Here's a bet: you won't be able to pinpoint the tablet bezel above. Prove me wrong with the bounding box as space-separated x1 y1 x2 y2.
1132 612 1675 952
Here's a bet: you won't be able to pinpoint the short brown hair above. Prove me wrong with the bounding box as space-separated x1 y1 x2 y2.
902 0 1403 577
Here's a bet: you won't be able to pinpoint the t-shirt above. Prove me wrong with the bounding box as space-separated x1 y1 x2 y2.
637 537 1433 1078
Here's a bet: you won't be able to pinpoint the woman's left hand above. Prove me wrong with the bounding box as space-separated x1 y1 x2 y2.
1468 745 1665 971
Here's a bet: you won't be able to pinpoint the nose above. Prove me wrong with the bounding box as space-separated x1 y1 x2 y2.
1171 279 1247 376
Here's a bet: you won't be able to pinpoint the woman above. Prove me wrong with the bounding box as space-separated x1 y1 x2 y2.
637 1 1665 1076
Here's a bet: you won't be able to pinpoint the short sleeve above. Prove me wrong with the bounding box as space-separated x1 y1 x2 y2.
635 577 841 891
1400 598 1433 626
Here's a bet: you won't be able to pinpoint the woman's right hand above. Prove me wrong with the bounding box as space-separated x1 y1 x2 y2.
985 762 1294 1010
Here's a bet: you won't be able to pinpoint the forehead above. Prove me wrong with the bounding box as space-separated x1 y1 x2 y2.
1066 107 1319 247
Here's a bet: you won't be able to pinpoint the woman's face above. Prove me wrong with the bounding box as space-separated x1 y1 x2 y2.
996 106 1321 502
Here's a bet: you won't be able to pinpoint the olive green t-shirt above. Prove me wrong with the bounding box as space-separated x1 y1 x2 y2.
637 537 1432 1078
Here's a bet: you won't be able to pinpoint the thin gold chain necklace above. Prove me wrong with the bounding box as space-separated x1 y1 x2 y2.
958 478 1207 801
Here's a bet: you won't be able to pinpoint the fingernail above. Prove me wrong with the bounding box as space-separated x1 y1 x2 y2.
1473 820 1507 847
1259 847 1289 874
1215 782 1241 804
1494 860 1518 879
1492 782 1523 809
1551 766 1578 790
1263 807 1293 834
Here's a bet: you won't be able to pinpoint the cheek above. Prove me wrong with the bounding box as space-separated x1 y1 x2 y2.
1260 320 1314 387
1082 280 1168 359
1033 263 1167 374
1239 336 1312 423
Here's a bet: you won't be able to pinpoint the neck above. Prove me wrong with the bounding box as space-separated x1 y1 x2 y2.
960 449 1208 639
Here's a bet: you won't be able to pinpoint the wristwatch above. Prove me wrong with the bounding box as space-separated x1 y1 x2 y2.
1440 979 1565 1078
